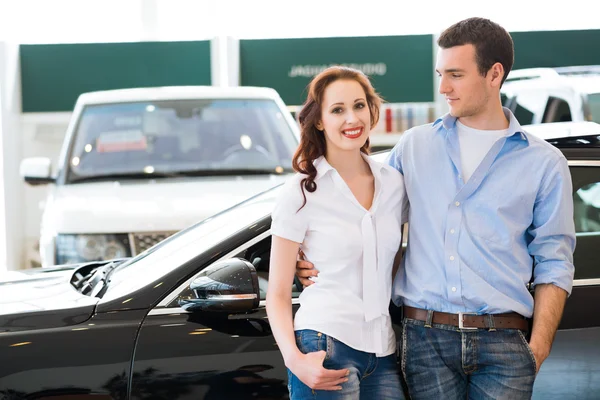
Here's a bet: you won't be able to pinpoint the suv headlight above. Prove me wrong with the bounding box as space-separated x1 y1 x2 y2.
56 234 132 265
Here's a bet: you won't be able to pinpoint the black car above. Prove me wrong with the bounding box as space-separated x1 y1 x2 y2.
2 124 600 399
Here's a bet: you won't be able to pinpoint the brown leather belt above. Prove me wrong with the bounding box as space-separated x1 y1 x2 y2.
403 306 529 331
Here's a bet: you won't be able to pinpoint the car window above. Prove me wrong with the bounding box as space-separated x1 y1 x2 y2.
242 235 302 301
167 234 302 307
511 91 548 125
588 93 600 124
543 97 573 122
502 85 548 125
66 99 297 183
570 166 600 280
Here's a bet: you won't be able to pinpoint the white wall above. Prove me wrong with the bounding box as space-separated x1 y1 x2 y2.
2 0 600 45
0 42 25 271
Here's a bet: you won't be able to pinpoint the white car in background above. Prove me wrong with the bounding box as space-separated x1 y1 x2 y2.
20 86 299 267
502 66 600 125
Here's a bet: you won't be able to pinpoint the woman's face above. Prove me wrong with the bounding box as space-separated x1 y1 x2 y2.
318 79 371 154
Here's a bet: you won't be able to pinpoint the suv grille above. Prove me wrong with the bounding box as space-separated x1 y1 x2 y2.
129 231 178 255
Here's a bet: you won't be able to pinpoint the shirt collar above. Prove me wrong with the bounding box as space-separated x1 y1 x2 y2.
432 107 528 142
313 156 334 181
314 153 385 182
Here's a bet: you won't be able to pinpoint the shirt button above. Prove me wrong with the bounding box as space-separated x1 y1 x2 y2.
451 287 457 292
449 256 455 261
450 229 455 234
455 201 460 207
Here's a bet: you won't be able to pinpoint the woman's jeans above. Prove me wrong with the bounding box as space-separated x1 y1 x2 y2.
400 318 537 400
287 329 405 400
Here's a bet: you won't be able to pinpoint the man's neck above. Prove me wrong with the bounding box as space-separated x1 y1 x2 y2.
458 106 509 131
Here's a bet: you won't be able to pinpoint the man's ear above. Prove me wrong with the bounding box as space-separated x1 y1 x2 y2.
490 62 505 87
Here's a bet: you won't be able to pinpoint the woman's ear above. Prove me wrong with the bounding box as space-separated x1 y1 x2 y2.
315 121 323 131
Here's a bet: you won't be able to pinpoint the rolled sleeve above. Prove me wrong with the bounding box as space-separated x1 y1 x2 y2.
528 157 576 295
271 177 308 243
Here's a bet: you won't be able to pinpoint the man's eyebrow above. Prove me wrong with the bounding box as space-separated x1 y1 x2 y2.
436 68 466 74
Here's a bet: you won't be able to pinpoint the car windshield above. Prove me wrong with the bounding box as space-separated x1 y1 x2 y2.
66 99 298 183
588 93 600 124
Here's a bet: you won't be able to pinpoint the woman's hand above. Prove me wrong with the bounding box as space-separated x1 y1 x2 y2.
287 350 349 390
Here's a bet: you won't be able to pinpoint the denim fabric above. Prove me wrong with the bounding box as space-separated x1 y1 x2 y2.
287 329 405 400
401 318 536 400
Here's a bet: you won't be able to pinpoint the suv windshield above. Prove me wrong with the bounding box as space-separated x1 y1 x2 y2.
66 99 297 183
588 93 600 124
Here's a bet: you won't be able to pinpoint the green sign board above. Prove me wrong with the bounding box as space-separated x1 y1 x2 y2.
240 35 434 105
512 29 600 69
20 40 211 113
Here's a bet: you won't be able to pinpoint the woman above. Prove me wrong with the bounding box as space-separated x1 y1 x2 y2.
266 66 406 399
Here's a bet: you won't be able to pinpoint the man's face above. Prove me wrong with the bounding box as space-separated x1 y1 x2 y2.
435 44 491 119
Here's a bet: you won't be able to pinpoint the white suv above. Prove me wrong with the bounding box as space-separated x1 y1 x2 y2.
501 66 600 125
20 86 299 266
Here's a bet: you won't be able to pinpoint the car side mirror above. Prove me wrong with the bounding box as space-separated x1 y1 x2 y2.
20 157 56 185
179 258 260 313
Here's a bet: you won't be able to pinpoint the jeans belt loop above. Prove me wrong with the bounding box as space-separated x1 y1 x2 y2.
425 310 434 328
486 314 497 332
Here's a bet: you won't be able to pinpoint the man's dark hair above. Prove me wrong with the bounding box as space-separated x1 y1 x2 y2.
438 17 514 86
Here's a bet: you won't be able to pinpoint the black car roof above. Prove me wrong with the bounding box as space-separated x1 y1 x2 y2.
545 133 600 160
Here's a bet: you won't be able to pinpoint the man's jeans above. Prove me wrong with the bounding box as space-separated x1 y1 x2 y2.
401 318 536 400
287 329 405 399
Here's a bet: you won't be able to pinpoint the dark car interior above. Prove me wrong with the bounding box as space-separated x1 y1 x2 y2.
243 236 303 300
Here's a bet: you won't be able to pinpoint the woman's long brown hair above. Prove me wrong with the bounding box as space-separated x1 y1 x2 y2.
293 66 383 209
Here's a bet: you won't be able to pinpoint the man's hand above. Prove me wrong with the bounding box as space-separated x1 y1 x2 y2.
528 339 551 374
296 250 318 287
529 283 568 374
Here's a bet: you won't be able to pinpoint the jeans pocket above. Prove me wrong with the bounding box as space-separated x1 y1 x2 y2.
297 329 328 357
294 331 305 353
517 330 538 374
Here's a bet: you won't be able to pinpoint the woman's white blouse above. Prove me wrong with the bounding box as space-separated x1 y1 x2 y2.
271 155 407 356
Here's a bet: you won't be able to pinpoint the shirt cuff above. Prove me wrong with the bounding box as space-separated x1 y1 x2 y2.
532 261 575 296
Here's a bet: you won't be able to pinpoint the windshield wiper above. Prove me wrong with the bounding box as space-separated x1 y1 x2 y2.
72 259 128 297
69 167 294 183
94 259 132 298
175 168 293 177
69 171 183 184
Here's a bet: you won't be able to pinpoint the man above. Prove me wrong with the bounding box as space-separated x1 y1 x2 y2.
296 17 575 399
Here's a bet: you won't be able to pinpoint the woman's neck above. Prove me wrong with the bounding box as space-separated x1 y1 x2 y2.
325 149 370 179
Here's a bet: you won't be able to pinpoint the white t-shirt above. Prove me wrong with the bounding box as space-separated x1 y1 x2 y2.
271 154 407 356
456 120 509 182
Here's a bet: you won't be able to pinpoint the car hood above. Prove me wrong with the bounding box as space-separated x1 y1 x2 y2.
43 175 289 233
0 266 98 332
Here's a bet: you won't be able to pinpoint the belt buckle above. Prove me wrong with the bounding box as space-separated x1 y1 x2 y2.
458 312 478 330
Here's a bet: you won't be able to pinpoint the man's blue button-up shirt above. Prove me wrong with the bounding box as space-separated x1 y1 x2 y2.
388 108 575 317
